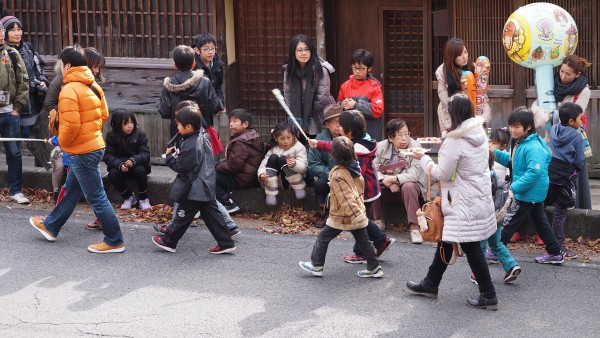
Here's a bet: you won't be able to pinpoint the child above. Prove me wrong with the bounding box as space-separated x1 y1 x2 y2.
300 136 383 278
103 109 152 210
546 102 586 259
216 108 265 212
495 107 564 264
152 105 235 254
193 33 225 111
158 45 223 136
338 49 384 141
257 122 308 206
308 110 395 264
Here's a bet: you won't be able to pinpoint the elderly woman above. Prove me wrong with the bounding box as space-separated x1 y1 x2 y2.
406 94 498 310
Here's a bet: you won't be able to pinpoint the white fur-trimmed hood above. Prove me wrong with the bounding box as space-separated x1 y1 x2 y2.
445 116 487 147
163 69 205 93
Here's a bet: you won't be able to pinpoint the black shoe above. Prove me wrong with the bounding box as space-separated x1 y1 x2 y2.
223 199 240 214
314 212 327 228
229 226 241 237
406 280 438 299
466 293 498 311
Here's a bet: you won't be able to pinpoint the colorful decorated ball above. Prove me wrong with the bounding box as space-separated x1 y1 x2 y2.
502 2 578 68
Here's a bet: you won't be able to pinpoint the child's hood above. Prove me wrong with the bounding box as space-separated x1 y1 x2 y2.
163 69 206 96
231 129 264 152
550 123 580 148
445 116 487 148
353 137 377 156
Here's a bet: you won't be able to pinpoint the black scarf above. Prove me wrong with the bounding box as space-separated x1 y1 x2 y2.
554 72 588 102
446 65 470 96
289 65 316 129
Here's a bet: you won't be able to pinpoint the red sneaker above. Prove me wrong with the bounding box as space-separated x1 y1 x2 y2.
209 245 236 254
344 254 366 264
536 235 544 246
376 237 396 258
509 232 522 243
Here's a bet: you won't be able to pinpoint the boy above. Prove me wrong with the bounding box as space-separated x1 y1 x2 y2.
546 102 586 259
309 110 395 263
338 49 384 141
215 108 265 212
158 45 222 136
152 105 235 254
494 107 564 264
307 103 343 228
193 33 225 112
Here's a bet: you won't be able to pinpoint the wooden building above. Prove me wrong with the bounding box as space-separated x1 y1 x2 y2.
7 0 600 172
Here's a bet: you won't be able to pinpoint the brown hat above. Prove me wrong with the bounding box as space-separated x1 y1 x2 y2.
323 104 343 124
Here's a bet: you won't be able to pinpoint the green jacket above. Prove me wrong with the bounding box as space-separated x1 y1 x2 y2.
0 44 29 112
307 129 335 181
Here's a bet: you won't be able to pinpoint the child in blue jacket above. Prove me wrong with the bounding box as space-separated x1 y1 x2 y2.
494 107 564 265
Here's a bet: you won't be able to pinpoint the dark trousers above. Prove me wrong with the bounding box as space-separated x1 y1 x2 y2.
500 199 561 255
313 177 330 205
424 241 496 299
312 225 379 270
161 199 234 249
215 172 240 203
107 165 149 200
552 202 568 248
353 201 387 256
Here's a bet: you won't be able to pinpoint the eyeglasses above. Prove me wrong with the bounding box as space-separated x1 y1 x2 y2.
394 132 410 138
351 66 368 72
295 48 310 54
198 47 216 53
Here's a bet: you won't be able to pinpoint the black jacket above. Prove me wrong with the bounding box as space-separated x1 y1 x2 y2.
194 54 225 106
103 128 151 174
11 41 48 117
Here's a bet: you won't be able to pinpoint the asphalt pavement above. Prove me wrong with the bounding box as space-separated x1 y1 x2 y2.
1 203 599 337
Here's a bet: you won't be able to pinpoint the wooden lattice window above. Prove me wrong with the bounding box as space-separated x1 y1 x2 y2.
6 0 63 55
235 0 316 140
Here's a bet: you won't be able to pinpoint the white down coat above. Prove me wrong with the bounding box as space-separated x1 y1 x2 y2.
419 116 496 243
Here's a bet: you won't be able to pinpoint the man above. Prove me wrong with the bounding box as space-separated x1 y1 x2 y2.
0 24 30 204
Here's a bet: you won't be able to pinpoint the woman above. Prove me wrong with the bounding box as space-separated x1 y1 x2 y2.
532 54 592 210
406 94 498 310
436 38 491 135
283 34 335 138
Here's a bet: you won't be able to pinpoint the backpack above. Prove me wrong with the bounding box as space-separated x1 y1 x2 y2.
48 84 102 136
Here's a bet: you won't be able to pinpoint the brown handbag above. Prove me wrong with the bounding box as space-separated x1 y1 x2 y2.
420 168 443 243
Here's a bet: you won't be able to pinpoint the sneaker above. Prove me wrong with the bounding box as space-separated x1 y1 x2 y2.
266 195 277 206
84 219 102 230
562 249 578 260
509 232 522 243
357 265 383 278
299 261 323 276
10 192 30 204
485 249 499 264
535 253 564 265
29 216 56 242
209 245 236 254
139 198 152 210
293 188 306 200
406 280 439 299
87 241 125 253
376 237 396 258
466 293 498 311
153 223 168 234
194 211 201 219
120 194 137 210
344 254 367 264
152 235 176 253
410 229 423 244
228 226 241 237
503 265 521 283
536 235 544 246
469 274 478 285
223 199 240 214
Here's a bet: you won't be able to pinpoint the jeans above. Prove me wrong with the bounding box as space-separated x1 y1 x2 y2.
312 225 379 271
353 201 387 256
424 241 496 299
215 172 239 203
500 199 561 256
0 113 23 195
44 149 124 246
107 165 149 200
480 226 517 272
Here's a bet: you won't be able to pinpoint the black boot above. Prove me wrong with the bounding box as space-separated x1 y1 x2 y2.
314 211 328 228
466 293 498 311
406 280 438 299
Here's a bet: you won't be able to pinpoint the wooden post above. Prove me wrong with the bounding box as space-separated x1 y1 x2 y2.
316 0 326 59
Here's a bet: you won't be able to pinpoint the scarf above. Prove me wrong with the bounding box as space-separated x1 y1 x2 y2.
289 65 316 129
347 160 362 178
446 65 470 96
554 72 588 102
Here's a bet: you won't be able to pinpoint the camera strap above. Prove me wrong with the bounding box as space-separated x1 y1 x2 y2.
5 48 20 88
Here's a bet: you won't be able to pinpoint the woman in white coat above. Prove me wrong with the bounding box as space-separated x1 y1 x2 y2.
406 94 498 310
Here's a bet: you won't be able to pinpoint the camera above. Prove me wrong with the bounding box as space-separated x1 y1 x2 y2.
30 78 48 95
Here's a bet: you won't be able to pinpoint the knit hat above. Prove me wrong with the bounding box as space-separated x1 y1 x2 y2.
0 16 21 34
323 103 343 124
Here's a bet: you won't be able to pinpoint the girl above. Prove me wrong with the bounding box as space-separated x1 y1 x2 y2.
103 109 152 210
283 34 336 138
531 54 592 210
406 94 498 310
494 107 564 265
299 136 383 278
257 122 308 206
436 38 491 135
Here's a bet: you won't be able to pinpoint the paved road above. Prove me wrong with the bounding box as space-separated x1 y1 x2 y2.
1 205 599 337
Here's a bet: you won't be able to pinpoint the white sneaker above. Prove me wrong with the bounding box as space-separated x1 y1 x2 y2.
120 194 137 209
139 198 152 210
410 229 423 244
10 192 30 204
